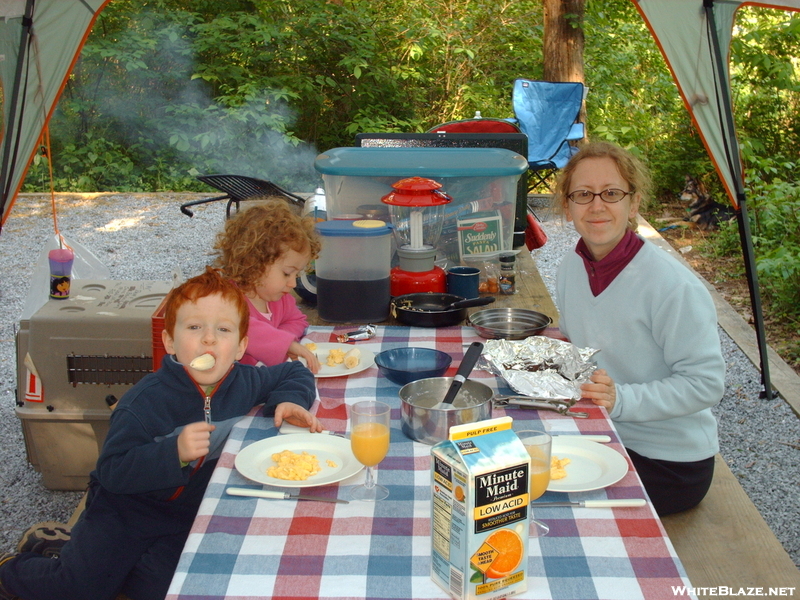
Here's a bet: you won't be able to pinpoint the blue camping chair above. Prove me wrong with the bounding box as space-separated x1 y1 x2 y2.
510 79 585 191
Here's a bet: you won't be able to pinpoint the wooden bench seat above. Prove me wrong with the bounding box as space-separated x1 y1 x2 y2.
661 454 800 597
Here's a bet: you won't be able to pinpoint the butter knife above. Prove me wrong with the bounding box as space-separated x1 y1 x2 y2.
226 487 349 504
532 499 646 508
552 434 611 443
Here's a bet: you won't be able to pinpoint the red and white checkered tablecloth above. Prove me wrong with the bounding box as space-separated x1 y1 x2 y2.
167 326 695 600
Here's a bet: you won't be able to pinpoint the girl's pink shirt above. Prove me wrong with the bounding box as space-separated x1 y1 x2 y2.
239 293 308 366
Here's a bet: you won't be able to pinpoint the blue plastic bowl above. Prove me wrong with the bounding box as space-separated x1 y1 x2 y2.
374 347 453 386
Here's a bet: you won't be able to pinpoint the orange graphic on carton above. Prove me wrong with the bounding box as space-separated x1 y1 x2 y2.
470 529 524 579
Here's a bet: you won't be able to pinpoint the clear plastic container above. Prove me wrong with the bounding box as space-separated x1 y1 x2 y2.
314 147 527 261
315 220 393 322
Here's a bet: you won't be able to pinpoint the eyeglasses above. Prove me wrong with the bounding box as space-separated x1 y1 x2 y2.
566 189 634 204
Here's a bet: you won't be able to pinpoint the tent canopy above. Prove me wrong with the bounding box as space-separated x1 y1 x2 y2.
634 0 800 207
0 0 109 228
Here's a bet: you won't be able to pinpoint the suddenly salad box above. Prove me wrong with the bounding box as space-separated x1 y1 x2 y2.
431 416 530 600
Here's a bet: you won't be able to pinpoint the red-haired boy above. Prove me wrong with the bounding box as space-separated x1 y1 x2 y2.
0 267 320 600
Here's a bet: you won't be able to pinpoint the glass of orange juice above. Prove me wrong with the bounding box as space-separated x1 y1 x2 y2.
517 429 552 536
350 400 391 501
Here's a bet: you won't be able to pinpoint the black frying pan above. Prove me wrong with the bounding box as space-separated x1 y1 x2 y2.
391 293 495 327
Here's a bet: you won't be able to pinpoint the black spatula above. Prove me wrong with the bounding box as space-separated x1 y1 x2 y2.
439 342 484 407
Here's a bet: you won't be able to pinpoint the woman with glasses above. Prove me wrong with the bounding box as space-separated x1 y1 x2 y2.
552 141 725 516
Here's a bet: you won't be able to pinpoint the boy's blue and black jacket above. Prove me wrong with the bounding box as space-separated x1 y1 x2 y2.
89 355 316 535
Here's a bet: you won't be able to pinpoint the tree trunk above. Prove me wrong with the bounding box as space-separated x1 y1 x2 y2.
543 0 586 131
543 0 585 83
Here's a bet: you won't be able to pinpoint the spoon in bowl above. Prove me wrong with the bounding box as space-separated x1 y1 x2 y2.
434 342 484 410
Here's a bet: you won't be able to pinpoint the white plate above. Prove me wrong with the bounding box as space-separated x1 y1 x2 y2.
547 437 629 492
304 342 375 378
234 433 363 488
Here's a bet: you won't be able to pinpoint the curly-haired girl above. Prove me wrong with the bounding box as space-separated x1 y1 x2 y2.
214 198 322 373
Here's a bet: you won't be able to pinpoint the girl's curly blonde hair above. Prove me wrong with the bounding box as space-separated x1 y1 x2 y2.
213 198 321 294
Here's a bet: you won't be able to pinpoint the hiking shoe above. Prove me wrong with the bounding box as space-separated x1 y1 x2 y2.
16 521 70 558
0 552 20 600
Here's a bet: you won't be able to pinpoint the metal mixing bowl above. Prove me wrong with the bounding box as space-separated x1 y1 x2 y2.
399 377 493 445
467 308 552 340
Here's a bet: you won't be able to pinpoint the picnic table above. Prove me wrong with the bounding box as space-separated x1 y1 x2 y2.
166 324 695 600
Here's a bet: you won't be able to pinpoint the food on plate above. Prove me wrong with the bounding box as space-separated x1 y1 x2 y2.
267 449 321 481
326 348 346 366
189 353 215 371
550 456 571 480
304 342 318 352
344 348 361 369
326 459 338 468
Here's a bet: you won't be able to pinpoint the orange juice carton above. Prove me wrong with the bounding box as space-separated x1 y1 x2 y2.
431 416 530 600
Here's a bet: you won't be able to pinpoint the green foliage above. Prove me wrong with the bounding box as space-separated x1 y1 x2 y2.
703 149 800 326
704 218 741 259
744 155 800 321
24 0 546 192
731 9 800 160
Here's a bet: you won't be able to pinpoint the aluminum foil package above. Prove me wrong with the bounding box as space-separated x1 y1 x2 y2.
477 337 599 401
336 324 377 343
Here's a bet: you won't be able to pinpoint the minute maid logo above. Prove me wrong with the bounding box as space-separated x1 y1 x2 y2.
456 440 480 455
477 469 524 501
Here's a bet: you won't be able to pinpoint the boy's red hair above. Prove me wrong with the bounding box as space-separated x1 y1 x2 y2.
163 267 249 339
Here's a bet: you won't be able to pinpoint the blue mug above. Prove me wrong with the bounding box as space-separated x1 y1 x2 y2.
447 266 481 299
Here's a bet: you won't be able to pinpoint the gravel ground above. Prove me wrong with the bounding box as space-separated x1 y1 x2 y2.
1 193 798 567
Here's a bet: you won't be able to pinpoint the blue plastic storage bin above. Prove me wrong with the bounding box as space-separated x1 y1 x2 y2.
314 147 527 263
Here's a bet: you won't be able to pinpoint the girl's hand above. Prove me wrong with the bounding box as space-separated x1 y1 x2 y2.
274 402 323 432
580 368 617 412
178 421 215 463
289 341 321 374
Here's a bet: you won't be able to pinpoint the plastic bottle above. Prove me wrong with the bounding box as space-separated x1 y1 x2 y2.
303 188 327 222
499 252 516 295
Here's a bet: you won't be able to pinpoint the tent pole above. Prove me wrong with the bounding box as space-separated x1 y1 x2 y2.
704 0 773 399
0 0 36 230
735 195 773 400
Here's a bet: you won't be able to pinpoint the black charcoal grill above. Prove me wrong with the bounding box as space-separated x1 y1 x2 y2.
180 174 306 218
